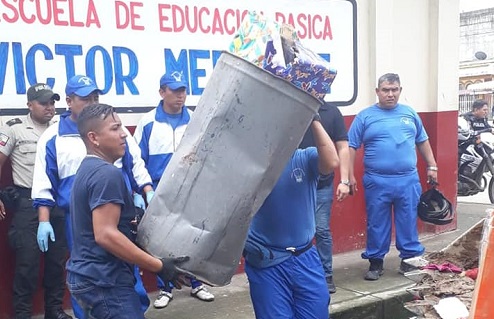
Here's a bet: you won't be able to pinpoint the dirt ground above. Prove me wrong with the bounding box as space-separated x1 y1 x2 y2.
404 272 476 317
426 221 482 270
404 221 483 318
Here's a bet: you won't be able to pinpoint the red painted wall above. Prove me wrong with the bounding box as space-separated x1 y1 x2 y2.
0 110 458 317
331 110 458 254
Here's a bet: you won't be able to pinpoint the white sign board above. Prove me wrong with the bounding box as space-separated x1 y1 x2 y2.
0 0 357 121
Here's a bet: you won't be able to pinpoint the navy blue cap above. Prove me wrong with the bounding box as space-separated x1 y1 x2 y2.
159 71 188 90
65 75 102 97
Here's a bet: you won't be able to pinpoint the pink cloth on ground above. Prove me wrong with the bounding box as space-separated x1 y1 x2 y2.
422 262 463 273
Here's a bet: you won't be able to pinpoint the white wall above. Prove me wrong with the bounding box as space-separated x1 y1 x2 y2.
341 0 460 116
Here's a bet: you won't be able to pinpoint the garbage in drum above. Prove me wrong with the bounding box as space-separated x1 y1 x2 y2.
137 51 322 286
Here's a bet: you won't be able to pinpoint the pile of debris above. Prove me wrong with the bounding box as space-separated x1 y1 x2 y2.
404 220 484 318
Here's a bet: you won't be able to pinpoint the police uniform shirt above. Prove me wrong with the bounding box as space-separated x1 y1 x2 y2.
463 112 492 133
0 115 53 188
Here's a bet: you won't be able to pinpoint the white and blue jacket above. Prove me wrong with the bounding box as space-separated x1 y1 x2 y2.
133 102 192 188
32 111 152 211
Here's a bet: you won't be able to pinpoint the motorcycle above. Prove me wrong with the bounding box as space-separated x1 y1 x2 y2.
457 117 494 203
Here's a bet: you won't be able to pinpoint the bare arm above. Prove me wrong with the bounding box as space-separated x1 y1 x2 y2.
416 140 437 182
93 202 162 273
349 147 358 191
311 120 339 175
38 206 51 222
0 152 7 220
335 140 350 201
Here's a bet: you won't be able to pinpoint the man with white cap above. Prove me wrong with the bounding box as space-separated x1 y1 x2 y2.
134 71 215 309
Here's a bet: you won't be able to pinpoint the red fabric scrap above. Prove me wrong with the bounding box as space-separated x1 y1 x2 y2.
422 262 463 273
464 268 478 280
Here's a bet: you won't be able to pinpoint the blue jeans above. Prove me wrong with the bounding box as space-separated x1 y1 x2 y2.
314 184 334 277
67 273 145 319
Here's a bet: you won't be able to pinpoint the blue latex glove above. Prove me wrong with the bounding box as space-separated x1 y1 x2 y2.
133 193 145 209
146 190 155 205
37 221 55 252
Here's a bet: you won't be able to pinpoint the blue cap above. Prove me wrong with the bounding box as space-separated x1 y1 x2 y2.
159 71 188 90
65 75 101 97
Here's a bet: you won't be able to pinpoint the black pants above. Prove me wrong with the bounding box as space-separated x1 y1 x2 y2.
8 197 68 318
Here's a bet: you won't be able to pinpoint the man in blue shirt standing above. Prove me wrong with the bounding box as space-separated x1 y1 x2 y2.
348 73 438 281
243 114 339 319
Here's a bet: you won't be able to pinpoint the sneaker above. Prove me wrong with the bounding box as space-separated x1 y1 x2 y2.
326 276 337 294
399 259 418 274
364 258 384 281
190 285 215 302
153 290 173 309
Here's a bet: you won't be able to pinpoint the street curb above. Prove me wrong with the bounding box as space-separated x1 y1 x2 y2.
330 284 416 319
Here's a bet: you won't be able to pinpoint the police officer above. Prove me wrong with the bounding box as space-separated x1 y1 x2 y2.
0 83 72 319
462 99 494 135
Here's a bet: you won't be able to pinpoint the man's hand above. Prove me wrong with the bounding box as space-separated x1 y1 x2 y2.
427 169 438 184
133 193 146 210
145 190 155 206
336 183 350 202
0 200 5 220
157 256 190 289
37 221 55 252
350 175 358 193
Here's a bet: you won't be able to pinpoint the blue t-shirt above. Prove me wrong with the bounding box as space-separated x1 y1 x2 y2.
348 103 428 176
244 148 319 268
66 156 136 287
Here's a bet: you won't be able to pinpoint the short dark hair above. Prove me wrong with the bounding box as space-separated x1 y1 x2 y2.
472 99 488 111
378 73 401 87
77 103 115 142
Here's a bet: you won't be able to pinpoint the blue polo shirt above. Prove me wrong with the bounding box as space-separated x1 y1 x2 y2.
244 148 319 268
348 103 428 176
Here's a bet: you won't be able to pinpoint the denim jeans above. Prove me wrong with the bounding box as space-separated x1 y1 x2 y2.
314 183 334 278
67 273 145 319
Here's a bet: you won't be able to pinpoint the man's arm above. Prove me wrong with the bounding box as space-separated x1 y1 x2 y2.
31 129 58 251
349 147 358 191
123 126 153 192
311 119 339 175
0 153 8 220
416 140 438 182
335 140 350 201
93 202 187 287
93 203 162 272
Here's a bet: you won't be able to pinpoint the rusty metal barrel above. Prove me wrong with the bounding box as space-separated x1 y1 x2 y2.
137 51 322 286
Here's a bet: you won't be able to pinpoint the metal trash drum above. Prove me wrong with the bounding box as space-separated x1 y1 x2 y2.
137 51 322 286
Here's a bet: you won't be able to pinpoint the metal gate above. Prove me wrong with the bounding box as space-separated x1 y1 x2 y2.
459 93 477 115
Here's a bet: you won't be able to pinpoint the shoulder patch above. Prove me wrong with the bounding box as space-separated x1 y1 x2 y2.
0 133 9 146
6 118 22 126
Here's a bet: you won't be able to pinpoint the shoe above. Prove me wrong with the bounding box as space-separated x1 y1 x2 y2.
190 285 215 302
44 309 73 319
364 258 384 281
399 259 418 274
326 276 336 294
153 290 173 309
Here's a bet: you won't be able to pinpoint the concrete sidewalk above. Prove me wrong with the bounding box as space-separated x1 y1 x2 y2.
143 201 490 319
42 201 489 319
